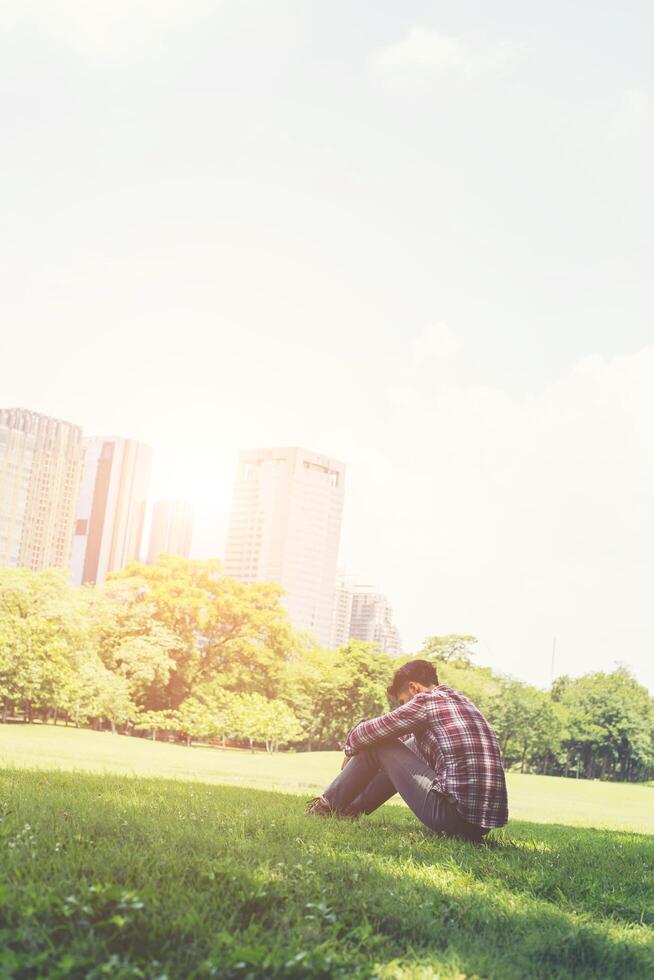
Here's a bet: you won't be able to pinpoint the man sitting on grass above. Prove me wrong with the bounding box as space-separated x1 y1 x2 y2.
307 659 508 841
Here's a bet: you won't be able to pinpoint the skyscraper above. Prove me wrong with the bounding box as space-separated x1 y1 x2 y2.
70 436 152 586
331 573 403 656
331 571 355 649
349 584 403 657
225 447 345 646
147 500 194 563
0 408 84 570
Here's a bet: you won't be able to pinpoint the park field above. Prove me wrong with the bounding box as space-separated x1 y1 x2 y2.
0 726 652 978
1 723 653 834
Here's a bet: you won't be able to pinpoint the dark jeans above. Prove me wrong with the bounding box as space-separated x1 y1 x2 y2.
323 738 486 842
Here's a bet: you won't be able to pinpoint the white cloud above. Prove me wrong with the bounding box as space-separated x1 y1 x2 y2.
369 346 654 690
375 26 522 82
412 321 465 362
604 86 650 149
622 87 648 119
0 0 216 60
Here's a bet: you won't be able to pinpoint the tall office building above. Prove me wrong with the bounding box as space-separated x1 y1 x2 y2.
70 437 152 586
349 584 402 656
147 500 194 564
225 447 346 646
331 573 403 656
331 571 355 648
0 408 84 570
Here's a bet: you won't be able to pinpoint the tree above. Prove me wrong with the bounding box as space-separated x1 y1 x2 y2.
438 660 502 717
173 698 213 746
419 634 478 666
107 557 294 707
487 679 532 759
0 568 96 723
106 631 178 710
283 641 395 749
132 710 180 741
555 669 654 781
2 567 652 780
225 693 267 752
174 692 230 746
257 699 304 753
225 693 303 752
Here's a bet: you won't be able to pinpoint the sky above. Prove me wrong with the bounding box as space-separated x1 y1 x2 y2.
2 1 653 691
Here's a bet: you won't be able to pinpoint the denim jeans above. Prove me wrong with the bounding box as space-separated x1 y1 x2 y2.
322 737 486 842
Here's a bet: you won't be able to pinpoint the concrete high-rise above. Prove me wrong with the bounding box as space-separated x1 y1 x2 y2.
225 447 345 646
331 571 355 649
349 584 402 656
0 408 84 570
147 500 194 564
331 573 403 656
70 437 152 586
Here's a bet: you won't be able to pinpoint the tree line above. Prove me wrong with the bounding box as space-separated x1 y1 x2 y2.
1 558 652 781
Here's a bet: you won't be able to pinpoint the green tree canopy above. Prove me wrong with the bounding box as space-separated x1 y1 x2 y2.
419 634 478 666
284 641 395 748
107 556 294 708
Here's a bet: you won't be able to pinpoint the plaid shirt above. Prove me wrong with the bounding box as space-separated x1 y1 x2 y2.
344 685 508 829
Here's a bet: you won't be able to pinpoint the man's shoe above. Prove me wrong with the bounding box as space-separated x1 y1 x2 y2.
305 796 361 820
306 795 334 816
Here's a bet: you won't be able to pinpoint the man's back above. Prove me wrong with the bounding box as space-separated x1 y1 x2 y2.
345 684 508 829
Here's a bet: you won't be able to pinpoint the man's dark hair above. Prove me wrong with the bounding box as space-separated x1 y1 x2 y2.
387 659 439 701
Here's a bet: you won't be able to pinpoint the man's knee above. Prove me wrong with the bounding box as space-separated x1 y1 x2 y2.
348 745 385 770
357 738 401 759
363 739 406 767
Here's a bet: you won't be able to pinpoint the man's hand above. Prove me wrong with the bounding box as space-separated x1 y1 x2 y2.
341 754 351 770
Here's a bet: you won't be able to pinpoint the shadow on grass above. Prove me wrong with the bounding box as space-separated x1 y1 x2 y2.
0 768 652 980
351 805 654 928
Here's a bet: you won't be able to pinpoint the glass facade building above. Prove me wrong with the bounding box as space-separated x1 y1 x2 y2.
147 500 194 563
0 408 84 570
70 436 152 586
225 448 345 647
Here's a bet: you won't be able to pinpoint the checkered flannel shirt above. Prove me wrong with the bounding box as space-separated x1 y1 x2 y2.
343 685 508 829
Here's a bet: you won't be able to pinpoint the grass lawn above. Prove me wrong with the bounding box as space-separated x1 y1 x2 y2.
0 727 652 978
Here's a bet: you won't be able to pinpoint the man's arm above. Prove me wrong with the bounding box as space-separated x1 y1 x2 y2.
343 695 430 757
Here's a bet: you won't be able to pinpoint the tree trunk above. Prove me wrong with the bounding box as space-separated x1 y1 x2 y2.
186 735 192 747
1 703 7 724
249 737 254 754
151 728 157 741
520 745 528 773
221 733 226 750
